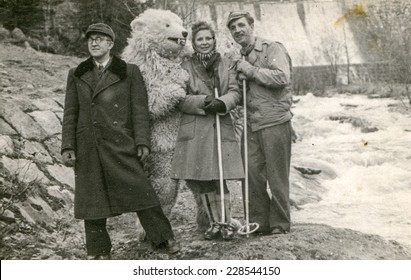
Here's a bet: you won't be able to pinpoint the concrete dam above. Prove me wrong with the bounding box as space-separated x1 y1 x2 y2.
181 0 367 67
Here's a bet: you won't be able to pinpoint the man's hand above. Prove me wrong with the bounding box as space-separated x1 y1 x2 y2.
236 60 254 77
62 149 76 167
204 99 226 114
238 72 247 81
137 145 150 162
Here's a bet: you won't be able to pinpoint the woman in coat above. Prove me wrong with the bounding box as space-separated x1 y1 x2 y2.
171 21 244 240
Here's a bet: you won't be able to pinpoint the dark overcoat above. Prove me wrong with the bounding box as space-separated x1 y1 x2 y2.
61 56 160 219
170 55 244 180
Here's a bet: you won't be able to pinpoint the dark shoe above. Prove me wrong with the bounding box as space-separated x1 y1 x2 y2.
86 253 111 260
204 223 220 240
165 239 181 254
270 227 288 235
252 225 274 236
220 223 236 240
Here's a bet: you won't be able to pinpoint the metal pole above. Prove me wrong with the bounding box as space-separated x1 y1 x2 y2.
242 60 250 238
214 87 225 225
238 56 259 237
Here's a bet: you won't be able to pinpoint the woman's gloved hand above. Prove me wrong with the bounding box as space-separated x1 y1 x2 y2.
204 95 215 107
204 99 226 114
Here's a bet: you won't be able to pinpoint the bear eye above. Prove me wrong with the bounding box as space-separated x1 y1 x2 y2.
166 24 170 27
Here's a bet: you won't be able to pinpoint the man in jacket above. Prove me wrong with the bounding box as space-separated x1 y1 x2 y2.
227 12 293 235
61 23 180 258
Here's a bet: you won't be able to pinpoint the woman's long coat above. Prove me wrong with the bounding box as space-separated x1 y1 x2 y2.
170 55 244 180
61 56 160 219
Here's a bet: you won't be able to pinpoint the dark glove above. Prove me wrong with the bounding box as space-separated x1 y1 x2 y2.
204 95 215 107
204 99 226 114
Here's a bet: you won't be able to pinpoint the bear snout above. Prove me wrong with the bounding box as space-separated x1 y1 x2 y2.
182 31 188 38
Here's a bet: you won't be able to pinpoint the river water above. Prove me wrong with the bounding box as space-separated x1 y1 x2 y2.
290 93 411 246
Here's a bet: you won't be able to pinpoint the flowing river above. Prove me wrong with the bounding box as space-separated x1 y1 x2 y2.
290 93 411 246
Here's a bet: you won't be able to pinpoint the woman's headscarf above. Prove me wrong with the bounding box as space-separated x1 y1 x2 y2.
191 21 219 71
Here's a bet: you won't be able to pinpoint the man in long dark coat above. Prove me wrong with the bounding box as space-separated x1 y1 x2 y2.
61 23 180 259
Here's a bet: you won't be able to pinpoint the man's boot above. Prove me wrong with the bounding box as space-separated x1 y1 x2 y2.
216 193 237 240
200 192 221 240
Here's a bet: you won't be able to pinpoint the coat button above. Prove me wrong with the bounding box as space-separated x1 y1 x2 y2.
113 121 118 126
114 104 118 108
91 102 95 107
93 121 98 126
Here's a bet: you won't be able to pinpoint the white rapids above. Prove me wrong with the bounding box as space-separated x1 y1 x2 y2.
291 93 411 246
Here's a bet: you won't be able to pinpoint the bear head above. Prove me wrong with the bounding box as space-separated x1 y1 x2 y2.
128 9 188 59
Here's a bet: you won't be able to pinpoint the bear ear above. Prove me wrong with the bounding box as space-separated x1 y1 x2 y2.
131 18 146 32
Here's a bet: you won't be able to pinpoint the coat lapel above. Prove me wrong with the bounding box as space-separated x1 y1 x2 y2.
79 70 95 90
74 56 128 100
92 71 120 100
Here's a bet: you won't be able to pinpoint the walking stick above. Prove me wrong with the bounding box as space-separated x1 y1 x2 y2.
214 82 226 227
238 56 259 237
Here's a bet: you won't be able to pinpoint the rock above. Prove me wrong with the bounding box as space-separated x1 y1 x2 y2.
11 28 26 42
16 195 57 225
0 156 50 185
46 185 74 206
51 96 65 108
4 86 21 93
32 99 63 112
293 166 322 175
5 98 37 112
0 26 10 41
54 112 63 123
329 115 379 134
368 94 382 99
340 103 359 108
21 141 54 164
0 101 48 141
44 135 62 163
0 135 14 155
28 195 58 218
52 85 65 94
2 209 15 221
0 77 11 88
361 127 379 133
14 205 35 224
0 118 17 135
28 111 61 136
46 164 75 190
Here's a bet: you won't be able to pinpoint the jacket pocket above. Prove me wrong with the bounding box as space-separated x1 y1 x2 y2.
177 114 196 141
220 115 237 142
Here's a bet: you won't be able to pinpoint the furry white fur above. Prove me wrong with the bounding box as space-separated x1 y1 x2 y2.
122 9 191 223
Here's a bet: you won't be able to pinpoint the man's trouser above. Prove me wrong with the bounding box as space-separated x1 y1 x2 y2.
241 121 292 232
84 205 174 256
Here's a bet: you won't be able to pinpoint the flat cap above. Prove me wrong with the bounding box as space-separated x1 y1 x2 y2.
226 11 254 28
86 23 115 42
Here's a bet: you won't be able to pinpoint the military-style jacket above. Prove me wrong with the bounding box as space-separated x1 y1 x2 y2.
240 37 293 131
